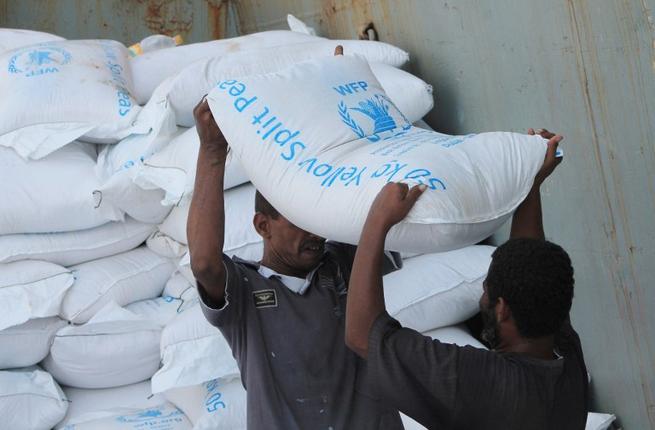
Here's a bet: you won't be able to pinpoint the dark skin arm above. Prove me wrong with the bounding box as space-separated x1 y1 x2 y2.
187 98 229 306
346 130 564 358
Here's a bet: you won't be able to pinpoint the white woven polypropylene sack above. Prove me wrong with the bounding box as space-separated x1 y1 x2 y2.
55 402 190 430
57 380 167 429
152 302 239 393
0 260 73 330
125 295 184 327
208 55 547 253
61 246 176 324
43 302 162 389
164 44 417 127
97 126 248 220
0 28 64 53
0 366 68 430
164 378 247 429
0 40 146 159
0 143 111 235
158 183 261 256
0 317 67 368
0 218 155 266
384 246 494 332
585 412 616 430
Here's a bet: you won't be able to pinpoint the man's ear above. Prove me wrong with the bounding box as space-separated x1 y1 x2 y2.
253 213 272 240
495 297 513 324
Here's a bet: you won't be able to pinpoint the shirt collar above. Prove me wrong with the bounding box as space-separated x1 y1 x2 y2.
258 265 316 295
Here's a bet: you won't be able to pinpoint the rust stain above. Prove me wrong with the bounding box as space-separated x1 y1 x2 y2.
205 0 226 40
138 0 194 36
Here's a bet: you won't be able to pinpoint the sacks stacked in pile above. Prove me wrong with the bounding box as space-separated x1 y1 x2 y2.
1 15 583 430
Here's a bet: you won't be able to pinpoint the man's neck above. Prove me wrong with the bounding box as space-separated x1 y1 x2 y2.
260 253 309 279
495 335 556 360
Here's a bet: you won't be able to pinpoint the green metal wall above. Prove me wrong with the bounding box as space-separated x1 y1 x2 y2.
2 1 654 428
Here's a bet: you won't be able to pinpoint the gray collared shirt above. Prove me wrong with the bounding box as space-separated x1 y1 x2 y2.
198 242 402 430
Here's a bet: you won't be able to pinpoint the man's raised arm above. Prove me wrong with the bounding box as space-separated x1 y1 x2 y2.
510 129 563 240
187 98 228 306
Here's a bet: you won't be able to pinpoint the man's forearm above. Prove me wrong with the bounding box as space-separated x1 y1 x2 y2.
510 188 544 240
345 219 389 358
187 144 228 303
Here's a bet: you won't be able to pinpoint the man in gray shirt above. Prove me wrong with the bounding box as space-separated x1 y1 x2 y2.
345 130 589 429
187 96 403 429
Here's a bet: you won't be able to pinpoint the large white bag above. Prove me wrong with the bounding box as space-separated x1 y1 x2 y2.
61 246 176 324
55 402 190 430
43 302 162 389
0 40 146 159
0 317 67 368
58 380 167 429
0 218 155 266
208 55 547 253
0 143 111 235
165 45 421 127
0 260 74 330
164 378 247 430
0 366 68 430
0 28 64 53
423 324 487 349
125 295 185 327
384 246 494 332
152 302 239 393
158 182 262 254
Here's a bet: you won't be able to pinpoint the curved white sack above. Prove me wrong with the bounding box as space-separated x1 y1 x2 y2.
0 317 67 368
164 378 247 429
55 402 190 430
43 302 162 389
165 44 419 127
0 143 111 235
424 324 487 349
158 182 261 254
0 260 73 330
58 380 167 429
0 366 68 430
0 28 64 53
0 40 146 159
207 55 547 253
125 295 184 327
131 30 319 104
152 302 239 393
61 246 176 324
0 218 155 266
384 246 494 332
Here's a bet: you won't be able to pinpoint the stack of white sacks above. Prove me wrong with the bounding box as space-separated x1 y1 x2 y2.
0 16 614 430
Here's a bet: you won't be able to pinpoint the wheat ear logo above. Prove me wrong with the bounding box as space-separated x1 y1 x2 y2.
338 94 411 142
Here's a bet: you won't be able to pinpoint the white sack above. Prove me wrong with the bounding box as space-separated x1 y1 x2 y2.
0 217 155 266
424 324 487 349
0 143 111 235
164 378 247 429
0 28 64 53
586 413 616 430
0 260 73 330
166 46 421 127
146 231 189 258
208 55 547 253
58 380 166 428
287 14 317 36
0 366 68 430
384 246 493 332
126 295 184 327
162 272 200 314
0 40 146 159
0 317 67 368
152 302 239 393
55 402 190 430
43 302 161 389
159 183 262 257
61 246 176 324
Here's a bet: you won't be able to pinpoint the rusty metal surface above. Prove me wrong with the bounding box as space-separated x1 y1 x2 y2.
1 0 654 428
0 0 235 45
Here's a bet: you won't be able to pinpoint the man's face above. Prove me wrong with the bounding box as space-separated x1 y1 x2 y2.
265 215 326 274
479 279 500 349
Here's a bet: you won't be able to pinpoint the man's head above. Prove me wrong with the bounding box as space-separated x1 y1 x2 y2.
253 191 326 276
479 238 574 348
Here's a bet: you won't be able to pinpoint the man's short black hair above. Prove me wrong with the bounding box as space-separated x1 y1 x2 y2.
486 238 574 338
255 190 280 219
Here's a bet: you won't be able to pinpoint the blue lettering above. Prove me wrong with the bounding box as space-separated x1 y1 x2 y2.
282 141 305 161
313 163 332 176
252 107 270 125
428 177 446 190
344 166 367 186
274 129 299 146
262 122 281 139
332 84 353 96
228 82 246 97
218 79 237 90
321 166 345 187
234 95 257 112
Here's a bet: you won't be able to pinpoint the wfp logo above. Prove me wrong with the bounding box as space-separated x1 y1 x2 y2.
115 407 184 423
8 46 72 77
338 94 411 142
